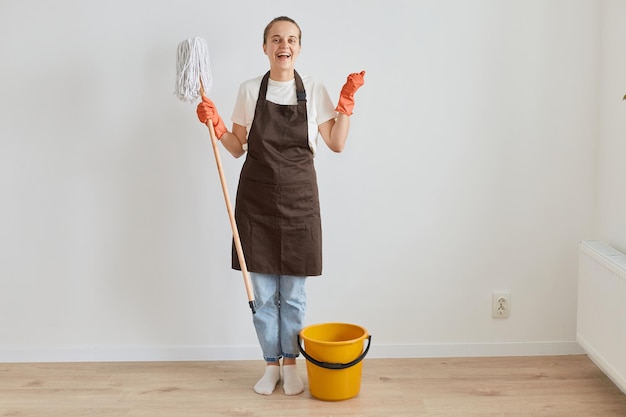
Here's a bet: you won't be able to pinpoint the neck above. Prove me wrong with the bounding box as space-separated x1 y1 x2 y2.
269 68 294 82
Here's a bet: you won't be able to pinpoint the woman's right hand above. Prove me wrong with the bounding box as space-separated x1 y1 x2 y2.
196 96 227 139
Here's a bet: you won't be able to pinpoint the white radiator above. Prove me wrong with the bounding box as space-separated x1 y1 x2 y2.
577 240 626 394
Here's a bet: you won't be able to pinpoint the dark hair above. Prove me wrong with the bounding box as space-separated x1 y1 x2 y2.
263 16 301 45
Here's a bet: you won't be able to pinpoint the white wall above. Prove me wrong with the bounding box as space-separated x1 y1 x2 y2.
0 0 605 362
596 0 626 253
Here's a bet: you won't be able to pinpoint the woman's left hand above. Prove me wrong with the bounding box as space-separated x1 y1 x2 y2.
336 71 366 116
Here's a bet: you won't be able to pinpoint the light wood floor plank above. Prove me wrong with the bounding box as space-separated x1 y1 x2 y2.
1 355 625 416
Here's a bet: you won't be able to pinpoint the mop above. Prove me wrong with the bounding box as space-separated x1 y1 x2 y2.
175 37 256 314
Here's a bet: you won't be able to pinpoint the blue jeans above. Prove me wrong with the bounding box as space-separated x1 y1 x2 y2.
251 273 307 362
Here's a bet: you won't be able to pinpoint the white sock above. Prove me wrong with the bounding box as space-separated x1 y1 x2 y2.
254 365 281 395
282 364 304 396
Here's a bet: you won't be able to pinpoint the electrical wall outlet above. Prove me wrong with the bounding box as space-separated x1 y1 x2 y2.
492 292 511 318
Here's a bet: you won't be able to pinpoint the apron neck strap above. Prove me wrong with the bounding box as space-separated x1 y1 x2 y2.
259 70 307 102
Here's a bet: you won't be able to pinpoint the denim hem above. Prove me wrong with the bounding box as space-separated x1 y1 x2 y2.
263 353 300 362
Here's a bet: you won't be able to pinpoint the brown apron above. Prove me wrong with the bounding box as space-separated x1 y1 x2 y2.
232 71 322 276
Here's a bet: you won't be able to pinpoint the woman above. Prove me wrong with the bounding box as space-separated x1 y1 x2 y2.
197 16 365 396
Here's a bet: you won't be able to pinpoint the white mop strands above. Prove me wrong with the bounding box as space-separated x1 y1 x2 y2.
175 37 212 102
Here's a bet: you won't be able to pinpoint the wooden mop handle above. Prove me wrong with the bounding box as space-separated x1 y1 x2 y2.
206 118 256 314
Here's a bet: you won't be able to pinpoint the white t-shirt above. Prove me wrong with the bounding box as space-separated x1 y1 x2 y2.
230 74 337 155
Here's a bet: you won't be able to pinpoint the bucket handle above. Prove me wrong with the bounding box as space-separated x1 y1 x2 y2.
297 334 372 370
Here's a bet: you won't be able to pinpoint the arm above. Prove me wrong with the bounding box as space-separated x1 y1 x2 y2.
318 71 365 153
220 123 247 158
319 114 350 153
197 96 247 158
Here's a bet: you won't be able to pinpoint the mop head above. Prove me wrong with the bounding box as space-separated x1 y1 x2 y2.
175 37 212 102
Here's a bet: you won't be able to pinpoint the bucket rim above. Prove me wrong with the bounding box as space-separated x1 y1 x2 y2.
299 322 369 345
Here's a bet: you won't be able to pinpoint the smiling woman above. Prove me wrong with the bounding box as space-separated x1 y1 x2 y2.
194 15 365 397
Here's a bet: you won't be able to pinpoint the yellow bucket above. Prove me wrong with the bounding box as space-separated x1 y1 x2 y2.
298 322 371 401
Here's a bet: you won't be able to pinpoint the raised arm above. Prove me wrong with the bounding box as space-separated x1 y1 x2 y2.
319 71 365 153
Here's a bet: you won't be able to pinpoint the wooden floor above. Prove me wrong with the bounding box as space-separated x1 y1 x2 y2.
1 355 626 416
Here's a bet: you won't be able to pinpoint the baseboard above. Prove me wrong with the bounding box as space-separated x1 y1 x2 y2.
0 340 584 363
370 341 585 358
0 345 261 363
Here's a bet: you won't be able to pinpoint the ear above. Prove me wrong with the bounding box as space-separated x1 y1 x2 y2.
263 43 267 55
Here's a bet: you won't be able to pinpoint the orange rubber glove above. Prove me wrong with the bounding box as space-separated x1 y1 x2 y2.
196 96 227 139
335 70 366 116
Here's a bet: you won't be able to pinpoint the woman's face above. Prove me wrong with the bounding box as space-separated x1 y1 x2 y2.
263 20 301 73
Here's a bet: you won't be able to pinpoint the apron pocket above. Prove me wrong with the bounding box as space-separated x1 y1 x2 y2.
280 222 308 272
278 182 315 216
248 219 282 273
239 178 316 218
247 217 320 276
